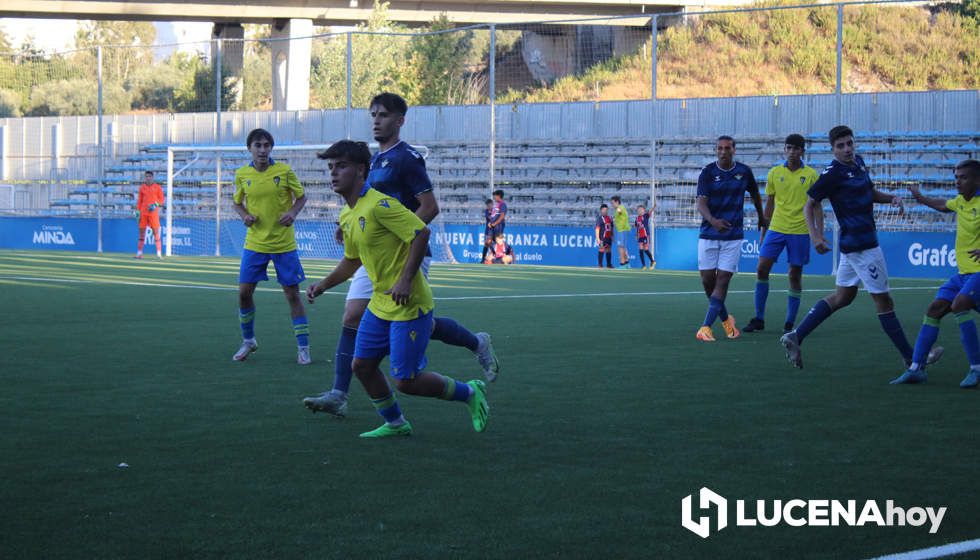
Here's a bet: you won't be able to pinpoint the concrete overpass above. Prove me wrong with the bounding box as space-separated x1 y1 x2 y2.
0 0 735 26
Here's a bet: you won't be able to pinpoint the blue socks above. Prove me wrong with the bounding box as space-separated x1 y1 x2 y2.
333 326 357 394
956 312 980 367
786 290 802 327
431 317 479 352
293 316 309 347
441 378 473 402
878 310 914 363
239 307 255 340
754 280 769 321
371 393 404 424
911 316 941 368
795 299 833 342
703 296 724 327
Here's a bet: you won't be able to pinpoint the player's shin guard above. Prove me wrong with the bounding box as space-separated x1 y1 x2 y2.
878 310 914 363
794 299 832 342
239 307 256 340
703 296 724 327
786 290 802 326
911 316 941 369
955 312 980 366
293 316 309 347
441 377 473 402
718 303 730 323
639 252 647 267
431 317 479 352
754 280 769 320
371 393 404 424
333 326 357 394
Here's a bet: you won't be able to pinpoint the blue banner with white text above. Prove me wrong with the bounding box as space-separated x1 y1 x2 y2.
0 217 961 279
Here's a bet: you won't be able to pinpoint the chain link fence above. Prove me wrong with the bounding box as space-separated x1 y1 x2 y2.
0 1 977 243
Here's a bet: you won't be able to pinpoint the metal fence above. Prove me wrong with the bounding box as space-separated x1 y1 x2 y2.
0 0 978 241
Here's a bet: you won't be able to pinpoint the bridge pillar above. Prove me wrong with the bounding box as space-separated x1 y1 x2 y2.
212 23 245 110
271 18 312 112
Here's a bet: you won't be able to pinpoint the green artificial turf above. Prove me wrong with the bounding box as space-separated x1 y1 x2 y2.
1 251 977 559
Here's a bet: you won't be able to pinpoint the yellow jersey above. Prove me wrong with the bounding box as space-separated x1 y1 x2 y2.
614 205 631 231
946 194 980 274
341 187 434 321
233 161 304 253
765 163 818 235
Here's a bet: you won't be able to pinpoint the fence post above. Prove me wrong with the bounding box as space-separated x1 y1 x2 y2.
489 24 496 196
96 46 104 254
346 32 353 139
215 39 223 256
835 3 844 125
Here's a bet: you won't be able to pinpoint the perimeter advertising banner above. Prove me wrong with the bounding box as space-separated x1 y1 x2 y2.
0 217 960 279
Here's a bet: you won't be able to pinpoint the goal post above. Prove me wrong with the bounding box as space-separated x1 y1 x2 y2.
163 143 456 262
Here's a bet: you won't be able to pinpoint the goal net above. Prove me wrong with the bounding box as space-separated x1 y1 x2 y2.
164 143 457 262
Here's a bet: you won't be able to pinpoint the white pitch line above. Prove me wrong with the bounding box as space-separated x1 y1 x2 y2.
0 274 938 300
867 538 980 560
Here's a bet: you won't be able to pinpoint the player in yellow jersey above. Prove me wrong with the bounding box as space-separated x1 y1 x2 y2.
306 140 489 438
892 160 980 388
610 195 631 267
231 128 311 365
743 134 818 334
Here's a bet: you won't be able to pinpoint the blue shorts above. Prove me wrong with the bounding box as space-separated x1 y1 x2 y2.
759 232 810 267
615 230 630 248
239 249 306 286
354 308 433 380
936 273 980 305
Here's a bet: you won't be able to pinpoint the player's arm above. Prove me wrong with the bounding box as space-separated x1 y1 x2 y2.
415 191 439 224
909 184 952 213
306 257 362 303
387 227 430 306
232 175 257 226
279 170 307 226
696 196 730 233
804 197 830 254
872 188 904 215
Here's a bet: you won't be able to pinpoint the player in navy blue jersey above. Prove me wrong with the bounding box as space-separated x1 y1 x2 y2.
780 125 936 372
481 199 494 262
595 203 614 268
695 136 767 342
303 93 499 417
483 190 507 263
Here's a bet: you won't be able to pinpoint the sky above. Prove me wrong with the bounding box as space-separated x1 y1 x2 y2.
0 18 213 53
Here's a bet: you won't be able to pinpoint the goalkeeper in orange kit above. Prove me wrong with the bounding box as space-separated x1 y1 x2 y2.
135 170 165 259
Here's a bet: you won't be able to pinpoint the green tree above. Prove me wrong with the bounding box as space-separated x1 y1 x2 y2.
27 78 130 116
75 21 156 83
398 15 479 105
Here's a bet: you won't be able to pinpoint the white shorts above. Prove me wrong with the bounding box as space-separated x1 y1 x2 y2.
698 239 741 273
346 256 432 300
836 246 889 294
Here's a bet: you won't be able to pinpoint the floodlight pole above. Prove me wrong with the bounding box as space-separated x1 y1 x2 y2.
346 32 353 139
215 38 223 256
649 15 658 266
489 24 496 196
96 46 104 253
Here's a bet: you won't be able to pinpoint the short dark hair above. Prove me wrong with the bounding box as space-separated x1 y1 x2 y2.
600 203 608 209
485 199 493 204
317 140 372 176
828 125 853 146
956 159 980 177
246 128 275 148
611 195 621 203
717 135 736 147
493 189 504 198
370 92 408 115
784 134 806 149
144 170 154 176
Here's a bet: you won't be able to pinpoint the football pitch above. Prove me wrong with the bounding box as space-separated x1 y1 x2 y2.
2 250 979 559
